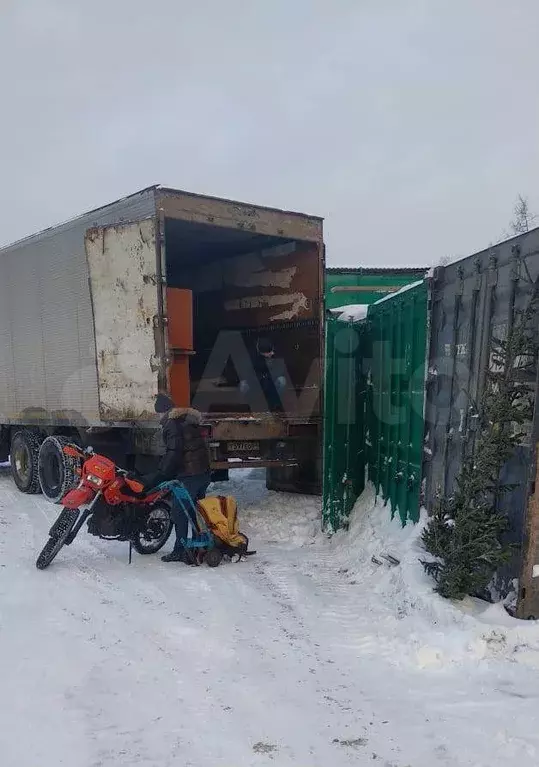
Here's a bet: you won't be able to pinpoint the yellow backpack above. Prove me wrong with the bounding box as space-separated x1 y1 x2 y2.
196 496 255 559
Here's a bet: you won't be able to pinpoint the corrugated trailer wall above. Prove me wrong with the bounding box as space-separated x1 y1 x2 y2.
0 189 156 426
367 282 428 524
424 227 539 615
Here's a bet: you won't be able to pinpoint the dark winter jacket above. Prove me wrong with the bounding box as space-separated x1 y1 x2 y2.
142 407 210 488
160 407 210 479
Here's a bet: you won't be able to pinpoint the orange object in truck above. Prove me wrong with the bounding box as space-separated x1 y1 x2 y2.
169 357 190 407
166 288 193 407
166 288 193 350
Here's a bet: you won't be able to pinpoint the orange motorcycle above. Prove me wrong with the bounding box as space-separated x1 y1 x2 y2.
36 444 173 569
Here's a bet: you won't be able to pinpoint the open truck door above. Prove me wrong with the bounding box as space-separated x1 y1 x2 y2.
85 219 166 422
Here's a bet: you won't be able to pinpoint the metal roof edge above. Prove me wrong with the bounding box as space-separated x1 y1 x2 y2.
326 266 428 274
0 185 159 252
156 186 324 222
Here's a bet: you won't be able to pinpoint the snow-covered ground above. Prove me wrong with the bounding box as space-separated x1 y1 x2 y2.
1 464 539 767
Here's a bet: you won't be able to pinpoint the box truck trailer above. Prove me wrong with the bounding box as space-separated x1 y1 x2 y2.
0 186 324 500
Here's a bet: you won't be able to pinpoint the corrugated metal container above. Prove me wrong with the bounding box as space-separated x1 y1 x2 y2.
424 227 539 616
326 267 426 310
323 230 539 616
322 280 428 530
367 281 428 524
322 317 367 530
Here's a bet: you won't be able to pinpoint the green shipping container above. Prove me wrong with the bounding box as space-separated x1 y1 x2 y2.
322 279 428 530
326 267 426 310
322 316 367 531
367 281 428 524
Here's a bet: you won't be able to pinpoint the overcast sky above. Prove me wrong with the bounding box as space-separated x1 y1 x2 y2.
1 0 538 266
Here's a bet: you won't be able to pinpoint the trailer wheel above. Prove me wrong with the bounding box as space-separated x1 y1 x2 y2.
10 430 43 494
38 436 81 504
0 426 10 463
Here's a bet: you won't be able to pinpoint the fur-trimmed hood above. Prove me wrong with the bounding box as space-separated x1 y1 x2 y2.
166 407 202 424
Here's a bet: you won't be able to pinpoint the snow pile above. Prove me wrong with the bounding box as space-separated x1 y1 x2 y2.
323 485 539 669
330 304 369 322
208 473 539 670
209 473 539 670
372 278 425 305
212 469 321 548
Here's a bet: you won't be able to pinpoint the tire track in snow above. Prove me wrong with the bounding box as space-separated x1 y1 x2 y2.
257 545 402 663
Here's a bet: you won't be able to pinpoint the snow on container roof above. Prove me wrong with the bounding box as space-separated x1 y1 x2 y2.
329 304 370 323
372 279 425 306
326 266 427 274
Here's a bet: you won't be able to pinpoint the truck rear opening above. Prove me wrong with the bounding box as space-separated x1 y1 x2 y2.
163 215 322 417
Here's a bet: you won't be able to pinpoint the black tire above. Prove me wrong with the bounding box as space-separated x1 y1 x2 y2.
10 430 43 494
131 503 173 555
36 509 79 570
205 548 223 568
38 436 81 504
0 425 10 462
49 507 79 538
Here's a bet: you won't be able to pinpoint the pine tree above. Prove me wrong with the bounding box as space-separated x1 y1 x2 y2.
422 275 539 600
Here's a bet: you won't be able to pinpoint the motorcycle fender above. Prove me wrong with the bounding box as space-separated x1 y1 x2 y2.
62 487 95 509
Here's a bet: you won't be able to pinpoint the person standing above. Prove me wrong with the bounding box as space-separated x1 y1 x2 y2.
142 394 211 563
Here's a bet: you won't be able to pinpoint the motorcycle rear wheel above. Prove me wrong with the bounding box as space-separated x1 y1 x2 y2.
36 509 79 569
131 503 173 555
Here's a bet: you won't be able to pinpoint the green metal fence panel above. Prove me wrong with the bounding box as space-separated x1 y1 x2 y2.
325 268 426 310
322 316 367 531
366 282 428 524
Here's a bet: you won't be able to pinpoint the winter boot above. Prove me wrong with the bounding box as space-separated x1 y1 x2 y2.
161 550 187 563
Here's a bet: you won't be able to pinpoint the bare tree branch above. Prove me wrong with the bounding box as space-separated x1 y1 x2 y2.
509 194 538 235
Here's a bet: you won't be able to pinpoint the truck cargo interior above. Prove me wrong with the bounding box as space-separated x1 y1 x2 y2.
163 217 321 414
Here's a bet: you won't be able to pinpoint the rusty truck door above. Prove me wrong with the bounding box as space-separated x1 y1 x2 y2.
85 219 166 422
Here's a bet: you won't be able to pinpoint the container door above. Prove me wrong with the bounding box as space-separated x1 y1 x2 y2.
322 316 367 531
85 219 165 422
367 281 428 524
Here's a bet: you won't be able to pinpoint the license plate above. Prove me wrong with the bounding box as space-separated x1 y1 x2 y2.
227 441 260 453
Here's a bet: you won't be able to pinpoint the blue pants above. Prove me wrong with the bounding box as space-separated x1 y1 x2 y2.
170 472 211 552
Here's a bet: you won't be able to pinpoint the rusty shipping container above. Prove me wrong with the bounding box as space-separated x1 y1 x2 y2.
0 186 324 498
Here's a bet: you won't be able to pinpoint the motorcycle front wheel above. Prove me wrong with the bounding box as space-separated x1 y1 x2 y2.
131 502 173 555
36 508 79 569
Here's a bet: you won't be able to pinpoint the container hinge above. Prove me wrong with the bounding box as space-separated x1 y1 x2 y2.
456 266 464 296
488 254 499 286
